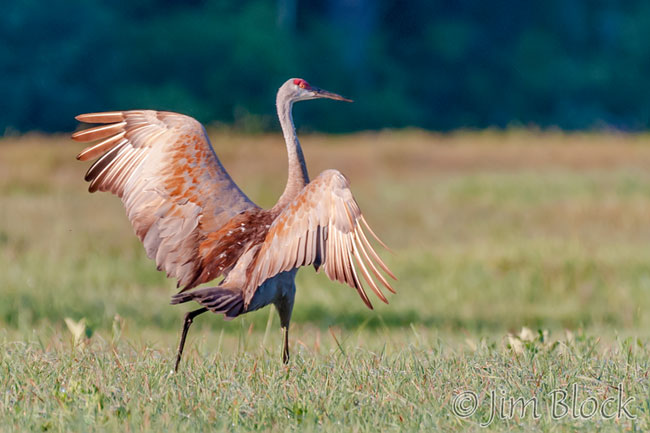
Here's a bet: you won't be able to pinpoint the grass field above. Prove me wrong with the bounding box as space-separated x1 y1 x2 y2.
1 130 650 431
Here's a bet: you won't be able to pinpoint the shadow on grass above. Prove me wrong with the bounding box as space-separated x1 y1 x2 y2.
288 305 608 333
2 292 619 335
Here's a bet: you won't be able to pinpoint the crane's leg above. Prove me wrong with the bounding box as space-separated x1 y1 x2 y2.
174 307 208 372
271 276 296 365
276 290 294 365
282 325 290 364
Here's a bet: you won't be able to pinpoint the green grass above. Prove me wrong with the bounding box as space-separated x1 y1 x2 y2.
2 329 648 432
1 130 650 431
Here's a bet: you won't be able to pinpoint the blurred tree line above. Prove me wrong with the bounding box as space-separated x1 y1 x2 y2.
2 0 650 133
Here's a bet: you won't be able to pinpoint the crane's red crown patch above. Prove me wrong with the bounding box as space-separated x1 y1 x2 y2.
293 79 311 89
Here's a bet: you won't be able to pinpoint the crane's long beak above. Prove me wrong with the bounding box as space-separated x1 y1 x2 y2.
312 87 353 102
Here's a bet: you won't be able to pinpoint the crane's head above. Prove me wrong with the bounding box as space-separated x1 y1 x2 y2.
281 78 353 103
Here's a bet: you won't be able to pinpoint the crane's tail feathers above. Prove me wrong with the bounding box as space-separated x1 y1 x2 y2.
171 287 244 320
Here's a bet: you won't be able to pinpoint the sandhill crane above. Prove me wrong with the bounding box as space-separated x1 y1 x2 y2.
72 78 396 371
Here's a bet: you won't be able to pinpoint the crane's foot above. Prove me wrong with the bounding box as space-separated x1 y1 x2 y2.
174 307 208 372
282 326 290 364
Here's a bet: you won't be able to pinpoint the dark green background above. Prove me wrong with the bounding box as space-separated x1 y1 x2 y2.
3 0 650 133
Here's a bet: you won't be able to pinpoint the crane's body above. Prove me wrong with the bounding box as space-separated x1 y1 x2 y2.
72 78 395 370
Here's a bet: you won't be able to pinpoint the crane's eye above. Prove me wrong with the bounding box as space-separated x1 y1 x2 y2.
293 79 310 89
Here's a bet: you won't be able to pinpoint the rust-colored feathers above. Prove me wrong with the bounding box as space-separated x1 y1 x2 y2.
244 169 396 309
73 110 256 292
74 110 395 309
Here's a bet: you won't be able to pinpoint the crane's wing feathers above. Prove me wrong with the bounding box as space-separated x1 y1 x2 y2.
244 169 396 309
73 110 257 291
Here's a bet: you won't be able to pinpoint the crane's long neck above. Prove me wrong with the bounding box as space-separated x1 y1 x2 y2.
273 95 309 211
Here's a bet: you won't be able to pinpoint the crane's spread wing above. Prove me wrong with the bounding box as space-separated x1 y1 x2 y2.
73 110 258 291
243 169 396 309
